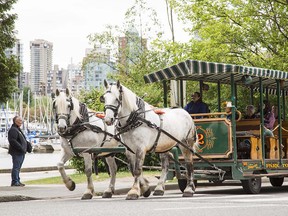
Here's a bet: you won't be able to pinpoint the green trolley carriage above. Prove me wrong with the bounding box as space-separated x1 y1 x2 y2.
144 60 288 194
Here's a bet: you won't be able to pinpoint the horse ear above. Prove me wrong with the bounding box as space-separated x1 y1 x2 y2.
117 80 121 89
66 88 70 97
104 79 109 89
56 89 60 96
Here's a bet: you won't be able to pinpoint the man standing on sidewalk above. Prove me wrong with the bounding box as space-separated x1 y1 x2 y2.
8 116 32 186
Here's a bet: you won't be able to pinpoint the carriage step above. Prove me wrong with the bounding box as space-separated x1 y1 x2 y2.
193 169 226 180
73 147 126 154
194 169 225 175
243 172 288 177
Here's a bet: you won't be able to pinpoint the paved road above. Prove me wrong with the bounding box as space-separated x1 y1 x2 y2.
1 182 288 216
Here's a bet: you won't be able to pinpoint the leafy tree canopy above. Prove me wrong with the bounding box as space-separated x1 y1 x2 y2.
170 0 288 69
0 0 21 104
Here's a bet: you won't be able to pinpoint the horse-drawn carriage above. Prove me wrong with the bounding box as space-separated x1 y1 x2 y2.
53 59 288 200
144 59 288 194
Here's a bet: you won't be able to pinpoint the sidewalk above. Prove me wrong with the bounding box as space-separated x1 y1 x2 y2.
0 169 174 202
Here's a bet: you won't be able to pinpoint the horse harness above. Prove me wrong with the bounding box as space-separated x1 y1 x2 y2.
56 103 105 153
113 96 164 153
55 99 135 155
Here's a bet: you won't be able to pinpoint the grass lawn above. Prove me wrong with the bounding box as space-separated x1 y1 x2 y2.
24 170 162 185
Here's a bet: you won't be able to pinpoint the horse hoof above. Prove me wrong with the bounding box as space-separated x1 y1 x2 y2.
182 192 194 197
81 193 93 200
126 194 139 200
142 188 151 197
102 192 112 198
68 181 76 191
153 190 164 196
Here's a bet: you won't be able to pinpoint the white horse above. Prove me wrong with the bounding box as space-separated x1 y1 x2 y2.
54 88 120 200
101 80 198 200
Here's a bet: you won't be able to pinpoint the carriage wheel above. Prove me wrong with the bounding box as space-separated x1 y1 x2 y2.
269 177 284 187
178 179 197 193
241 178 262 194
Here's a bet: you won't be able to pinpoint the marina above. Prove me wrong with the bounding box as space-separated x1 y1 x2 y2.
0 108 18 148
0 106 61 153
0 147 63 170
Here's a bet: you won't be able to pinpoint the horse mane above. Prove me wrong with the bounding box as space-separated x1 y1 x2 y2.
118 85 139 111
54 92 81 119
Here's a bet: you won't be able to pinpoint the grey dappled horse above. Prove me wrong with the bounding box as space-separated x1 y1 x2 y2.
54 88 119 200
101 80 198 200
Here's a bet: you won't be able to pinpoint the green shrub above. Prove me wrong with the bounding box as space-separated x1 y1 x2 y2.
70 152 161 174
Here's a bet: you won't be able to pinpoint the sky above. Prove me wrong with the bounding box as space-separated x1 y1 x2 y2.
13 0 189 72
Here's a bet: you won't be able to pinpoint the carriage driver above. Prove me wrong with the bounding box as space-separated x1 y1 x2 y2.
184 92 209 119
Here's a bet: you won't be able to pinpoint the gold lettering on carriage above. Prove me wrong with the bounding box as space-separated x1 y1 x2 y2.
266 163 280 169
282 163 288 168
247 164 258 169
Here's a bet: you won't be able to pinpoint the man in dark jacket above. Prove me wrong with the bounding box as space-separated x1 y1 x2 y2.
8 116 32 186
184 92 209 119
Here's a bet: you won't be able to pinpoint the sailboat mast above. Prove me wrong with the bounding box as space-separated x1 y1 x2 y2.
27 90 30 127
34 92 36 123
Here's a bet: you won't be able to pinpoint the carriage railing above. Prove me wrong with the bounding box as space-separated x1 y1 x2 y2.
190 112 227 118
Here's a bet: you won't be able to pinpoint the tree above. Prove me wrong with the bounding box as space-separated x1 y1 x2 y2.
0 0 21 104
170 0 288 70
23 87 33 105
86 0 168 107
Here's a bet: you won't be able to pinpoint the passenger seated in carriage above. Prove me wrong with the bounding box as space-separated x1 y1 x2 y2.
184 92 209 119
243 105 257 119
222 101 240 121
256 100 275 137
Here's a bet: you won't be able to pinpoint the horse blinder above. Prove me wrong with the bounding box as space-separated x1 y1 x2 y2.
52 101 59 123
100 95 105 103
69 98 74 110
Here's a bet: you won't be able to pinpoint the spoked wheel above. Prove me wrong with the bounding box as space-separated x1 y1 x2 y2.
269 177 284 187
178 179 197 193
241 178 262 194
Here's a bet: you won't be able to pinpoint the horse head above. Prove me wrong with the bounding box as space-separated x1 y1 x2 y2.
101 80 123 125
53 88 78 134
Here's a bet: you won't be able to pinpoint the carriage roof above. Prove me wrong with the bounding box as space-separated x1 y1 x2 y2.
144 60 288 95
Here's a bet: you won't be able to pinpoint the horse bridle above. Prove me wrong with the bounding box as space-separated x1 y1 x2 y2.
53 97 74 127
100 85 123 119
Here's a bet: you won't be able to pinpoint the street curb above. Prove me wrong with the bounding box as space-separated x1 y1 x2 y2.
0 166 72 174
0 195 38 202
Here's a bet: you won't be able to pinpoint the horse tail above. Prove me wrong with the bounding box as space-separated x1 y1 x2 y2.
192 125 200 153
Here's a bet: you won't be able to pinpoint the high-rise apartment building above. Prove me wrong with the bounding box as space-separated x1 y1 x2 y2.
67 63 84 95
118 26 147 73
84 47 116 91
47 65 68 95
30 39 53 94
5 39 24 90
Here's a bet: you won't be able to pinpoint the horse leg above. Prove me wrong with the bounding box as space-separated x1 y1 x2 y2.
57 148 75 191
126 150 145 200
139 176 151 197
153 152 170 196
81 153 94 200
102 156 117 198
125 151 150 197
181 148 195 197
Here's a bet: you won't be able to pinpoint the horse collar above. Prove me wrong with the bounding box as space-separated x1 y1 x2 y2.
58 103 89 138
116 97 145 134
